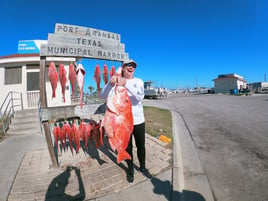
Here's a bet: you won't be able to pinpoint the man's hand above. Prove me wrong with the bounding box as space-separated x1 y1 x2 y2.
110 76 126 86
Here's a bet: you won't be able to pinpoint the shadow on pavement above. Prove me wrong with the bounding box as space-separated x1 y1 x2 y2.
45 166 85 201
151 176 206 201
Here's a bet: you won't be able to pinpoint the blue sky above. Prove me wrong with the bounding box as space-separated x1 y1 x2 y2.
0 0 267 90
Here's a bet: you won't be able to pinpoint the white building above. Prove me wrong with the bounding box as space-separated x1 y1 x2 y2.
0 40 76 110
213 73 247 94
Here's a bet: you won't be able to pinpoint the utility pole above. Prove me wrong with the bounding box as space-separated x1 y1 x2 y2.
265 73 266 82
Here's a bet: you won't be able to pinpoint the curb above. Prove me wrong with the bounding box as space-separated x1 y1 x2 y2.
171 111 215 201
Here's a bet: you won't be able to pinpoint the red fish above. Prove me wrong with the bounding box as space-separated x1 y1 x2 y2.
79 120 89 152
76 63 85 108
102 64 109 84
59 63 67 102
110 66 115 78
103 85 134 163
62 122 72 153
48 62 58 99
90 120 104 148
58 126 64 150
52 125 59 152
93 64 101 98
69 62 76 99
72 121 80 153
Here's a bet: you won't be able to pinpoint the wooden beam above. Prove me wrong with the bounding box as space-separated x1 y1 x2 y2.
39 57 58 168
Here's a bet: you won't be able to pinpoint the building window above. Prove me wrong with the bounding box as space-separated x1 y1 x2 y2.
27 72 40 91
5 67 22 85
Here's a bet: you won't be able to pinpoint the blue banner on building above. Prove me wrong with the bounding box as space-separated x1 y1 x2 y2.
17 40 47 54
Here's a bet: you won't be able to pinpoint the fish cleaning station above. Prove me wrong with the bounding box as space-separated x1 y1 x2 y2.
39 23 129 168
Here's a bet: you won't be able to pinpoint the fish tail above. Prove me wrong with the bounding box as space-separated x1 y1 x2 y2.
52 90 56 98
117 151 131 164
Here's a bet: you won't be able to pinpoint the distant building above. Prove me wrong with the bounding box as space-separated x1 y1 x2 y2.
213 73 247 94
248 82 268 93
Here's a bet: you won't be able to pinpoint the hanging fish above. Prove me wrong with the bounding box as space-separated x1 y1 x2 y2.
52 125 59 152
110 65 115 78
48 62 58 99
93 64 101 98
69 62 76 99
72 120 80 153
79 120 89 152
102 64 109 84
90 120 103 148
59 63 67 102
87 122 93 147
76 63 85 108
58 126 64 150
62 122 72 154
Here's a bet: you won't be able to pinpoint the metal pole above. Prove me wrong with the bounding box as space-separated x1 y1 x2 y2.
0 110 5 134
20 92 24 110
11 92 15 115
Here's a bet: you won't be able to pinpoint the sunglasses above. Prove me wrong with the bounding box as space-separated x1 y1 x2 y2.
125 63 136 68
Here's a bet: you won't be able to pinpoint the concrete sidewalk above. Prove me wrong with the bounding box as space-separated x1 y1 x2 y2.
1 109 214 201
6 134 172 201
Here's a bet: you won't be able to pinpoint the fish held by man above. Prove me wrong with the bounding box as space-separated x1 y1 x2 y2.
103 85 134 164
48 62 58 99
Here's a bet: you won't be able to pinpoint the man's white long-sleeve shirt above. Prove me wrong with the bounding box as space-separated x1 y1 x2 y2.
100 77 145 125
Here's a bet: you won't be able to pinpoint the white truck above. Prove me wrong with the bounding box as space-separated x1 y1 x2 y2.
144 81 167 99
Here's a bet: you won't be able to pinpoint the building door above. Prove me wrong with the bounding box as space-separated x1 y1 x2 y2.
27 70 40 108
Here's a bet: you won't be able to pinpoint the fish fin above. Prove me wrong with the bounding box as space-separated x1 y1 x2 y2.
108 138 116 152
117 151 131 164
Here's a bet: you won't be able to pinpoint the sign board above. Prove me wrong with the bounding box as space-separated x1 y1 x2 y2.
40 23 128 61
54 23 120 42
40 44 128 60
47 34 125 52
18 40 47 54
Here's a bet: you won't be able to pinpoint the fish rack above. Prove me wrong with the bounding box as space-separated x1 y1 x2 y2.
39 23 129 167
39 23 127 168
40 57 124 168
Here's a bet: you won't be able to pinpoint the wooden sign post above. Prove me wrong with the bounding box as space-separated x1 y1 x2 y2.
39 23 128 168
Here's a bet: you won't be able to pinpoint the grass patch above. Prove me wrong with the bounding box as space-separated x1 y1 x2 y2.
144 106 173 141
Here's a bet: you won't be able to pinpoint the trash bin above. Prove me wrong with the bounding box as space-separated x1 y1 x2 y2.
233 89 238 95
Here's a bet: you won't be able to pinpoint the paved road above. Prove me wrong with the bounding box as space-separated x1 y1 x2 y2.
143 94 268 201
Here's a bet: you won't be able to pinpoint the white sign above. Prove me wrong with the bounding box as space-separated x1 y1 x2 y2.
40 23 128 61
55 23 121 42
40 44 129 61
47 34 125 52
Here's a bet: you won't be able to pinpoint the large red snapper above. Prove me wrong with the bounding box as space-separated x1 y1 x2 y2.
103 85 133 164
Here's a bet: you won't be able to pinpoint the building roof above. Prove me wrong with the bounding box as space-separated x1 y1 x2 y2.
213 73 247 82
0 53 40 59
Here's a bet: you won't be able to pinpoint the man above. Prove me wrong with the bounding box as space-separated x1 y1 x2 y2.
100 59 152 183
